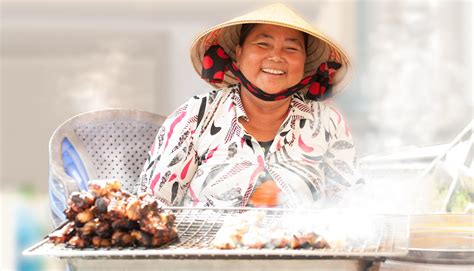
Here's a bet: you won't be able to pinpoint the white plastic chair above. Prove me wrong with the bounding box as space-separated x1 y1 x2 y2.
48 109 166 227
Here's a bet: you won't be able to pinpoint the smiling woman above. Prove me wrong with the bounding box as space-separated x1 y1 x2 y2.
134 3 363 208
235 24 308 142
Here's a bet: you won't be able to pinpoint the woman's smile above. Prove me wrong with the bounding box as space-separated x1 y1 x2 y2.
261 68 286 75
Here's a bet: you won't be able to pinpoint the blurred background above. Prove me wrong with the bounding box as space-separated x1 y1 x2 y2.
0 0 472 270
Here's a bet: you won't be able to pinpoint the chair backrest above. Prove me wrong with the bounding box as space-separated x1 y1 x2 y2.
48 109 166 227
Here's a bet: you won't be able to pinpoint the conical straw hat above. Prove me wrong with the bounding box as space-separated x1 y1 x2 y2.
190 3 353 96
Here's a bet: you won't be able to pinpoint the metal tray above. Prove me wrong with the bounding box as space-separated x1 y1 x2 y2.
400 214 474 264
24 207 410 260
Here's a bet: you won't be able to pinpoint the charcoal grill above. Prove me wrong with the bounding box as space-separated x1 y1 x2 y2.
24 207 410 271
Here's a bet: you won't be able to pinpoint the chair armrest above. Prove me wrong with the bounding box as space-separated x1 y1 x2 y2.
49 164 81 228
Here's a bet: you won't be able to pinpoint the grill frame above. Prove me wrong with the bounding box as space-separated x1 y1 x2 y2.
24 207 410 260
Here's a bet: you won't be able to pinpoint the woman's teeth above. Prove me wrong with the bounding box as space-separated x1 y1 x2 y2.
262 68 285 75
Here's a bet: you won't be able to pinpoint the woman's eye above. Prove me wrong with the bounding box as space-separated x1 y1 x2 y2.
256 42 269 47
286 47 299 52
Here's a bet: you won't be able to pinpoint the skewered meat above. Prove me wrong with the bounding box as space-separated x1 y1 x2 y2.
94 197 110 214
107 197 128 220
288 232 329 249
152 230 177 246
88 179 121 197
48 221 76 244
76 209 95 224
78 219 99 238
139 195 160 217
64 207 75 221
67 236 89 248
94 220 112 238
68 192 95 213
111 218 139 231
160 213 176 227
211 211 330 250
126 198 141 221
48 179 178 249
131 230 153 247
91 236 111 248
140 215 169 236
111 231 133 247
130 229 178 248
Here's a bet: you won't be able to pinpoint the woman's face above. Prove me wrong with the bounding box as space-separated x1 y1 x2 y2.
235 24 306 94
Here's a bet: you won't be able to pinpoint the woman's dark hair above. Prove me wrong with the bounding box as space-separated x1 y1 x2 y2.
238 23 308 51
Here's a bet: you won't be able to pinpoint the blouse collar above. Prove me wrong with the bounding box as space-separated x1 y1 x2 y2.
230 84 314 122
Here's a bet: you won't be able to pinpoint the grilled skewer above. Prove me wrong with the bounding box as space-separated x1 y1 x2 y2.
48 179 178 249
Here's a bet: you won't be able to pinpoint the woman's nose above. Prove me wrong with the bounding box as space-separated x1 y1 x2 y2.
267 49 284 62
267 55 284 62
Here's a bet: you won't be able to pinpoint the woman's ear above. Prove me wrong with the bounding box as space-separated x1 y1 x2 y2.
235 45 242 67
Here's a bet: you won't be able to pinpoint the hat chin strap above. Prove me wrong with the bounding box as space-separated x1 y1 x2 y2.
202 45 341 101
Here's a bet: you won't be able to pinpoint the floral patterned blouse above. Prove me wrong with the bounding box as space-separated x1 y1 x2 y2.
134 84 362 208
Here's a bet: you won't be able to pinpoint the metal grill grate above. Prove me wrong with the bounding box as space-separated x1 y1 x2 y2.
24 207 409 259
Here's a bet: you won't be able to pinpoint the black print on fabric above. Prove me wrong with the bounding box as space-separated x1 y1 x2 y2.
210 122 222 135
333 159 354 175
331 140 353 149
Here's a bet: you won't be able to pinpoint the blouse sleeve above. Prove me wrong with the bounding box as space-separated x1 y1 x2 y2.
134 96 202 206
322 103 364 201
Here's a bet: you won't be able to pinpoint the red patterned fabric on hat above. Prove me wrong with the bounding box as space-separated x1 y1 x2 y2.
201 45 341 101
